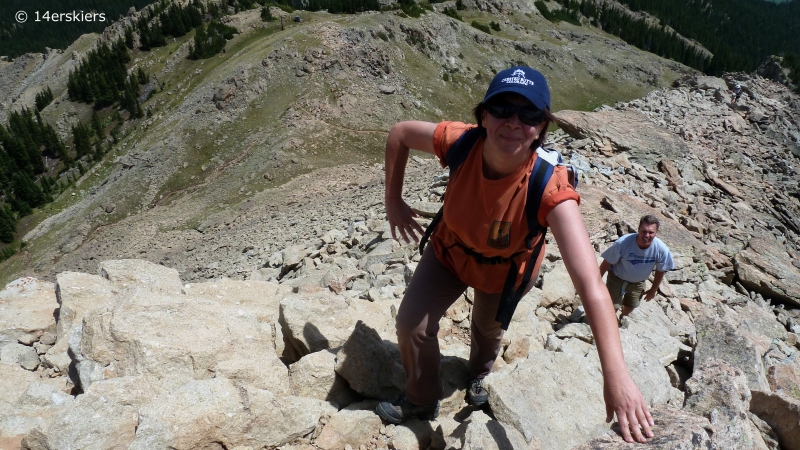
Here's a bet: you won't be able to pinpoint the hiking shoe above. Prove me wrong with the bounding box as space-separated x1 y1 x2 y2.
376 395 439 424
467 377 489 407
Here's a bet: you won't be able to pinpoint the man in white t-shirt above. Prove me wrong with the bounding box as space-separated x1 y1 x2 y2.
599 215 674 319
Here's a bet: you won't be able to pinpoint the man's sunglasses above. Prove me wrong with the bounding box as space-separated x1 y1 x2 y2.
485 102 546 126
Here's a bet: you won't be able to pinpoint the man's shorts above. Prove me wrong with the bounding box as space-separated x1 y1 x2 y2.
605 271 646 310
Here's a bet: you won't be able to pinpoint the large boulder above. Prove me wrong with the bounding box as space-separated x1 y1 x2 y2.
572 406 715 449
98 259 183 294
128 378 335 449
750 390 800 450
43 272 118 374
484 351 608 448
0 365 71 450
734 237 800 307
766 355 800 400
554 109 691 167
21 376 158 450
729 300 787 341
459 410 537 450
183 277 293 358
289 349 358 408
619 320 684 406
693 315 769 390
501 293 552 362
78 287 279 391
182 278 292 322
334 320 404 400
279 290 397 362
0 278 57 346
683 359 765 449
313 409 382 450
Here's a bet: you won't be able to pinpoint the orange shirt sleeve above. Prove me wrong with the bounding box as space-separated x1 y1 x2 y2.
537 165 580 227
432 121 476 168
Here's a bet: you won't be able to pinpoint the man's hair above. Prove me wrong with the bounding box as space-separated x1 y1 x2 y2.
472 102 555 150
639 214 660 230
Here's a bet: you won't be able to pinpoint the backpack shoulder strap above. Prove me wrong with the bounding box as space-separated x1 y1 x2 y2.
524 147 560 240
445 127 482 176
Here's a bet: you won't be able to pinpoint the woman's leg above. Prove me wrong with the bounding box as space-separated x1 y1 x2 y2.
396 246 467 405
469 290 505 378
469 278 537 378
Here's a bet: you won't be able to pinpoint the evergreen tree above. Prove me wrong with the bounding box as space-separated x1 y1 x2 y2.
0 205 16 243
11 173 47 210
125 26 135 49
137 67 150 85
72 123 92 158
35 87 54 112
91 112 104 138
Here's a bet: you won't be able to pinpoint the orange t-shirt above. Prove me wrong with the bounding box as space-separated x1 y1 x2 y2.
430 121 581 293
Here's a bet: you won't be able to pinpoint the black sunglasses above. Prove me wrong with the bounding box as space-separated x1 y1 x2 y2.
485 102 546 126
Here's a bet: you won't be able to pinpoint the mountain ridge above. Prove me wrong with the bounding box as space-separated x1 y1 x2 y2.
0 0 697 285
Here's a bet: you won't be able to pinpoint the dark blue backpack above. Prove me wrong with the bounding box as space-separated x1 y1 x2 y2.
418 127 577 330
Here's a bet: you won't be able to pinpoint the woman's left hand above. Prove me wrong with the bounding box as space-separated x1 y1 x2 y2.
603 371 654 443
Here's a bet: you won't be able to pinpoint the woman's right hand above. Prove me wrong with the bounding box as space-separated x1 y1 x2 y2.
386 197 425 243
384 121 438 243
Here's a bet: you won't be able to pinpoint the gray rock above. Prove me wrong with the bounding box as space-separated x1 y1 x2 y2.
409 201 442 218
99 259 183 294
572 405 714 449
214 354 292 396
128 378 335 449
1 343 40 371
280 291 355 359
279 290 396 362
539 263 577 308
282 244 309 271
734 237 800 307
460 410 537 450
79 287 277 391
0 365 72 447
555 109 692 167
694 316 769 390
618 321 684 406
314 409 382 450
554 323 593 343
289 349 357 408
213 84 234 102
0 277 57 347
23 376 157 450
750 390 800 450
485 351 608 448
334 320 404 399
766 355 800 399
17 333 37 345
44 272 118 374
75 359 105 390
684 359 763 449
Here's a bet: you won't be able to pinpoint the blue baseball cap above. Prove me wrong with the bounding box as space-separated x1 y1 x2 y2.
483 66 550 110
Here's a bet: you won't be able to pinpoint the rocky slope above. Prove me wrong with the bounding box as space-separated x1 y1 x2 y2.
1 69 800 448
1 1 800 449
0 0 695 286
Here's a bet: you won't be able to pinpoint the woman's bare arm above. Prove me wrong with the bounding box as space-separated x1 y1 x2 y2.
546 199 654 443
384 121 438 243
